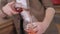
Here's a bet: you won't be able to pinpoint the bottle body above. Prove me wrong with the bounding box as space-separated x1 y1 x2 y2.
15 0 38 34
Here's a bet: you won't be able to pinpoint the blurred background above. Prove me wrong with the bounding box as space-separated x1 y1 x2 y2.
0 0 60 34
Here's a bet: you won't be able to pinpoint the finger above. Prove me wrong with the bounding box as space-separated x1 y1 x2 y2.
8 2 19 14
31 23 39 33
2 7 12 16
25 29 31 32
11 10 19 15
26 24 31 30
8 1 16 11
8 1 15 6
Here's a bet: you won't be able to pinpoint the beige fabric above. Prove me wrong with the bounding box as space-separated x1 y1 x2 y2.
0 0 54 34
0 0 53 21
29 0 53 21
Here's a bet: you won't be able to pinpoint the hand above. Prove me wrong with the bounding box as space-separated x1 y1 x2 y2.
25 23 43 34
2 1 19 16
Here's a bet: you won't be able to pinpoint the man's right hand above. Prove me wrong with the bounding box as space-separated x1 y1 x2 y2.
2 1 19 16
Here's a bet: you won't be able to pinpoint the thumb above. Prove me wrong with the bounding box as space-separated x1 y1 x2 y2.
8 1 15 6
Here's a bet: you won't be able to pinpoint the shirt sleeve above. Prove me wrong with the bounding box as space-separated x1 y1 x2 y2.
41 0 53 8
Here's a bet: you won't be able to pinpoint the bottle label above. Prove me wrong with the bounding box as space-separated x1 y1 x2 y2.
16 0 28 8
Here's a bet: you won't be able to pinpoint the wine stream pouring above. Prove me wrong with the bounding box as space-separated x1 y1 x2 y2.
15 0 38 34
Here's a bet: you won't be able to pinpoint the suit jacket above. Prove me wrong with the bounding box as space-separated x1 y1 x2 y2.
0 0 58 34
12 0 58 34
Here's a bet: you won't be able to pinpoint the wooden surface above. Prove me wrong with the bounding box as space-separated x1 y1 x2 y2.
0 17 14 34
0 10 14 34
54 5 60 13
56 24 60 34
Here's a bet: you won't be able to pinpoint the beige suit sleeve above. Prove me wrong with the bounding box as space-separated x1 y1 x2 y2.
41 0 53 8
0 10 6 18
